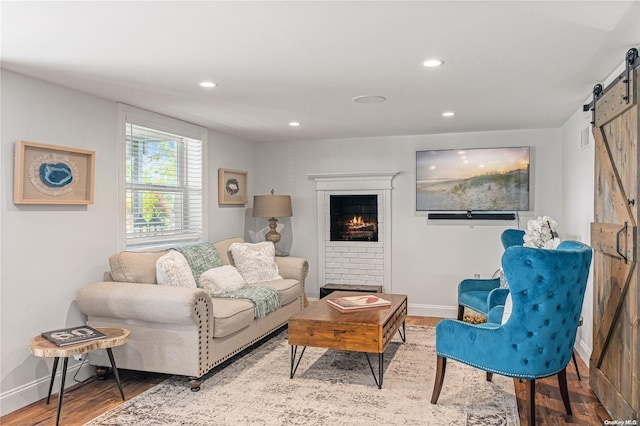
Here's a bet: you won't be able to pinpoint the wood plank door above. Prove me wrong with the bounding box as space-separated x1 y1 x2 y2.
590 50 639 421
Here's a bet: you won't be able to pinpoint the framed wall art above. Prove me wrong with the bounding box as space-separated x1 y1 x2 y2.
218 168 248 205
14 140 95 205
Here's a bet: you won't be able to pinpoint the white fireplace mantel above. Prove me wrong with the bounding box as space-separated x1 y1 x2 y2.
308 171 399 294
307 171 398 191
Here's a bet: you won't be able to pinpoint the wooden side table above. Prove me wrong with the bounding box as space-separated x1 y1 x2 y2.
30 327 130 426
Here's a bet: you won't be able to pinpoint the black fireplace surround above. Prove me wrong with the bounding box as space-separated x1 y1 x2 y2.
330 195 378 242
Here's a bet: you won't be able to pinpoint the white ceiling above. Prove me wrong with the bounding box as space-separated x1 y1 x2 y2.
2 1 640 143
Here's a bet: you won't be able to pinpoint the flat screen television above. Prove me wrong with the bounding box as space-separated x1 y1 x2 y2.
416 146 530 212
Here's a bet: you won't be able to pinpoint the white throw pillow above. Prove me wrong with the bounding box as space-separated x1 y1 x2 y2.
199 265 246 294
229 242 282 284
498 268 508 289
501 293 513 325
156 251 197 288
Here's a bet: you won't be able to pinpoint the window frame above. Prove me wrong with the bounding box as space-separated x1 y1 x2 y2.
117 104 208 250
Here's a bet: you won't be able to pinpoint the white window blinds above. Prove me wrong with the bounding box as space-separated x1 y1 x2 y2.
125 123 203 247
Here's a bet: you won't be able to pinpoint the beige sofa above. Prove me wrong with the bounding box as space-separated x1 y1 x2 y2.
77 238 308 391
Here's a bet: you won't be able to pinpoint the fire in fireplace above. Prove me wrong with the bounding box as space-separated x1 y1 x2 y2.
330 195 378 241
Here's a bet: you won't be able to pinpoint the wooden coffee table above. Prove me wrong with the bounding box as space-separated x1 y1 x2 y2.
288 291 407 388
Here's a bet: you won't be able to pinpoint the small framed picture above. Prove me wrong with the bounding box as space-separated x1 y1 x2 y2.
14 140 95 205
218 168 248 205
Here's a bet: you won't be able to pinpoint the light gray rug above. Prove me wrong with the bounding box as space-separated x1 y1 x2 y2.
85 326 519 425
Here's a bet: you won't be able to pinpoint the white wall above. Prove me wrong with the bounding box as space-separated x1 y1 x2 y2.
560 105 595 365
254 129 563 316
206 130 257 243
0 70 255 415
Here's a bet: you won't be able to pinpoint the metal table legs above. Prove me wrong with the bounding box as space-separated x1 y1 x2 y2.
106 348 125 400
289 324 407 390
45 350 125 426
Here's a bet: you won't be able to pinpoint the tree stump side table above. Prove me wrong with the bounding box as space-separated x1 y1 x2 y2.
30 327 130 426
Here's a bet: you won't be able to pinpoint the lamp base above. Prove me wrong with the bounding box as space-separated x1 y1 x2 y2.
264 217 285 256
264 217 281 242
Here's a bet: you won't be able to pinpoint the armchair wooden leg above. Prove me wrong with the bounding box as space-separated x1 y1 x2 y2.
526 379 536 426
457 305 464 321
557 367 572 415
486 372 493 381
571 351 581 380
430 355 447 404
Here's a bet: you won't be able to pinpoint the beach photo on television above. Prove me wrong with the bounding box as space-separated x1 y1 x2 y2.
416 147 530 211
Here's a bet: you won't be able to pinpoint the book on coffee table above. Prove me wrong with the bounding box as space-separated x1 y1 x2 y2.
41 325 107 346
326 294 391 312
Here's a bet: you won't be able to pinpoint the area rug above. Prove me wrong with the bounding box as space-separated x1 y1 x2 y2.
85 326 519 425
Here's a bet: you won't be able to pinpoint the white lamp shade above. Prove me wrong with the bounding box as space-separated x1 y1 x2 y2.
253 195 293 218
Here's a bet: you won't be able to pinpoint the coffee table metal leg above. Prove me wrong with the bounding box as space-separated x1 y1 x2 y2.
364 352 384 389
46 357 59 404
55 357 69 426
290 345 307 379
106 348 125 401
398 321 406 343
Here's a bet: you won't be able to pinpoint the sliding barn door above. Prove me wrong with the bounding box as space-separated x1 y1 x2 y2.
590 50 639 421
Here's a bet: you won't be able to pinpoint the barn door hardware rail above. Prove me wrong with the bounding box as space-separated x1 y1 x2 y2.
583 46 639 120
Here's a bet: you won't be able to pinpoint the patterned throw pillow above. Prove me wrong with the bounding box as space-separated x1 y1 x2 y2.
229 242 282 284
156 251 197 288
200 265 246 294
172 242 223 284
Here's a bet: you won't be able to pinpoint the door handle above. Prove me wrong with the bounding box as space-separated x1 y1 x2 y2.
615 222 628 263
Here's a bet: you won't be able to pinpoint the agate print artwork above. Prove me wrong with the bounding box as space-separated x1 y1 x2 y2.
14 140 95 204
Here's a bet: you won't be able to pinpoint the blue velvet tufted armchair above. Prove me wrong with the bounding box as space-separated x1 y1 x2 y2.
457 229 525 320
432 241 592 426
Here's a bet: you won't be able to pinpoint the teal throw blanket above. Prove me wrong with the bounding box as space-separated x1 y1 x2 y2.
215 286 281 319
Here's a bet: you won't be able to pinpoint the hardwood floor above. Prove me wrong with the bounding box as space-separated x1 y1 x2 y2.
1 370 168 426
2 316 610 425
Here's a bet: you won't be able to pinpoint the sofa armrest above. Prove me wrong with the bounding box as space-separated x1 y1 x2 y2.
77 282 213 325
276 256 308 284
276 256 309 305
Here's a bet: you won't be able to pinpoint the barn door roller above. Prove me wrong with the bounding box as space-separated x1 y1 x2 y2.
623 48 639 104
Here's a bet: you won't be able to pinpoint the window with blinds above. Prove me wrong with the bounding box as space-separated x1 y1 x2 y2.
125 123 203 247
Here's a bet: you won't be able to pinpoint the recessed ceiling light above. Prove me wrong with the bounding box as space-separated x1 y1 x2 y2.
352 95 386 104
422 59 444 68
442 111 455 117
199 81 217 88
289 121 302 127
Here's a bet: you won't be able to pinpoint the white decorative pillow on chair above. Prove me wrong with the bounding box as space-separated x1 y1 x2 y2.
156 251 197 288
200 265 246 294
229 242 282 284
501 293 513 325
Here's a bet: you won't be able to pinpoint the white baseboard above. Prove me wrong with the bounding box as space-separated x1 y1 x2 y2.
575 337 592 369
0 361 94 416
408 303 457 318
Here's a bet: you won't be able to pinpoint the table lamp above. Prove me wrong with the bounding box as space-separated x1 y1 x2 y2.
253 190 293 256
